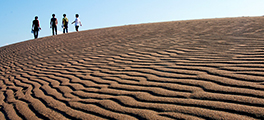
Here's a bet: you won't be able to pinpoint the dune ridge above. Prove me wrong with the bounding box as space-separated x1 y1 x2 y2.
0 17 264 119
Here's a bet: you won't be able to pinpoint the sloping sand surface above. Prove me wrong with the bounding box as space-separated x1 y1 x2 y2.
0 17 264 119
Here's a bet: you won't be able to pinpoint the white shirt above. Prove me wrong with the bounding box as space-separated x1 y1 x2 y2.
74 18 81 26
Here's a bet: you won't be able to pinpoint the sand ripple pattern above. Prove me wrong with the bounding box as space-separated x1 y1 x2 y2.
0 17 264 119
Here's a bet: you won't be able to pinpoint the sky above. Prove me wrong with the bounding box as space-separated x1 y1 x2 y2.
1 0 264 47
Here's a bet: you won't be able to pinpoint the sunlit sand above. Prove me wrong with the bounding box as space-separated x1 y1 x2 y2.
0 17 264 119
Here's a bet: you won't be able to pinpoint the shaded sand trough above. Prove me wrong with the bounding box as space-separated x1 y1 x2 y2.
1 17 264 119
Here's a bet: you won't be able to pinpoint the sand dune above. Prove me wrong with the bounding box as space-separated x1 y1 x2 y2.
0 17 264 119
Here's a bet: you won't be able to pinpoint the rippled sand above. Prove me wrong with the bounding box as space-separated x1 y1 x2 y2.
0 17 264 120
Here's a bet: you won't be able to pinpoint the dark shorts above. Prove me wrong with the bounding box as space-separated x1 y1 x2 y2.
64 25 68 28
75 26 79 31
34 27 39 31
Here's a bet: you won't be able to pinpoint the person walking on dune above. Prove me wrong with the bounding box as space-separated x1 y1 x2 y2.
62 14 69 33
32 16 41 39
50 14 58 35
71 14 82 32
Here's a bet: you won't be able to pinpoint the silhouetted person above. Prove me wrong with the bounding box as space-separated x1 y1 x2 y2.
50 14 58 35
32 16 41 39
71 14 82 32
62 14 69 33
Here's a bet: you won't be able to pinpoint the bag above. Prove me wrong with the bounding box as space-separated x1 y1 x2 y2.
31 30 34 34
63 18 68 25
51 18 57 26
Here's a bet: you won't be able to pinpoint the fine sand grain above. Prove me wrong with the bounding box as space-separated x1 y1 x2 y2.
0 17 264 119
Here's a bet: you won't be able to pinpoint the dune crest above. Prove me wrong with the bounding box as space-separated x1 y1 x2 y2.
0 17 264 119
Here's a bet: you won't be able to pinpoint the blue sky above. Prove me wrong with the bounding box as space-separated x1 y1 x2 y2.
1 0 264 47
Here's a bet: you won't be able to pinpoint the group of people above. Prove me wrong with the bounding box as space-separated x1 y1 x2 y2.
32 14 82 39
